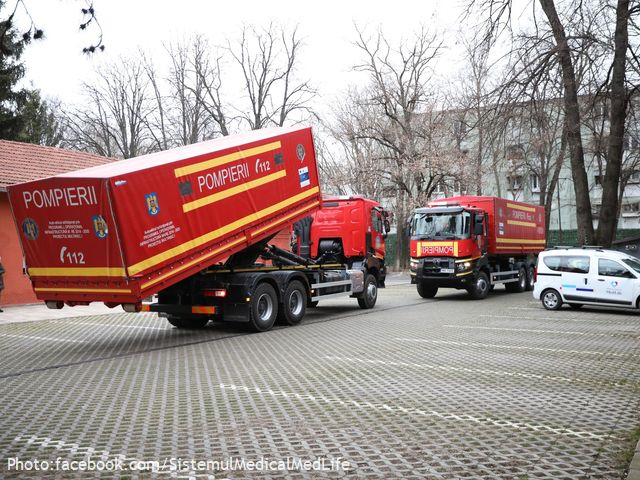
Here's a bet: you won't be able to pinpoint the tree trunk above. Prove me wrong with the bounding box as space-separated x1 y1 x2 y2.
538 0 594 245
596 0 629 247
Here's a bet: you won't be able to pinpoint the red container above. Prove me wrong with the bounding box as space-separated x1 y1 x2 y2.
427 196 546 256
7 127 321 305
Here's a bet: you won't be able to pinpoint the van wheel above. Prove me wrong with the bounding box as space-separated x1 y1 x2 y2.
357 274 377 309
277 280 306 326
417 281 438 298
166 315 210 329
468 272 490 300
568 303 583 309
249 283 278 332
506 267 527 293
541 289 563 310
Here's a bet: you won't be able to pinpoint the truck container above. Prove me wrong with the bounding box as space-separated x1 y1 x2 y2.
8 127 386 331
409 196 545 299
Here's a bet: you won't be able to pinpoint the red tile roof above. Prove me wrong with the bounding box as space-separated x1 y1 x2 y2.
0 140 113 191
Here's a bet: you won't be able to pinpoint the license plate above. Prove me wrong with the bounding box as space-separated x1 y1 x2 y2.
440 268 454 273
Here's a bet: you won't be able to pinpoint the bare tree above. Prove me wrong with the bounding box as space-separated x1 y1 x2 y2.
469 0 639 246
64 58 152 158
342 26 462 268
229 24 315 130
325 88 389 199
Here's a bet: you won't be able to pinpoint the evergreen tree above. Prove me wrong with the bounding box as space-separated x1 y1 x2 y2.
0 1 29 140
18 90 63 146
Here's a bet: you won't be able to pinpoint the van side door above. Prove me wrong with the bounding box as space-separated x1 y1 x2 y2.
555 255 594 303
593 258 636 307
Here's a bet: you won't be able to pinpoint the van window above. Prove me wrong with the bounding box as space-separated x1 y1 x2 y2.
598 259 633 278
542 255 590 274
622 257 640 274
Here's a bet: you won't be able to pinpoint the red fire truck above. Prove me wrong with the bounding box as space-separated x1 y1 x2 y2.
409 196 546 299
7 127 388 331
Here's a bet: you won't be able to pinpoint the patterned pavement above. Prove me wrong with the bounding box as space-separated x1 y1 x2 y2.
0 284 638 479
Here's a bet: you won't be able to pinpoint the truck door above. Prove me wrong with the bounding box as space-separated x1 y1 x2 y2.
474 213 487 254
593 258 636 306
370 207 386 259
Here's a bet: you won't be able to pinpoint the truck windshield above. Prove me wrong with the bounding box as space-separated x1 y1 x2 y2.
412 212 471 240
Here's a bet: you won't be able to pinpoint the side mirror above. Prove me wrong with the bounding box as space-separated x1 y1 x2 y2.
384 220 391 234
474 222 483 235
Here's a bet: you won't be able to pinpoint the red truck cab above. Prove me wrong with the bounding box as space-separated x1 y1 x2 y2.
294 195 389 287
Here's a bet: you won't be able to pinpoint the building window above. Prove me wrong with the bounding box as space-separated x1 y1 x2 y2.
507 175 523 191
622 202 640 216
594 175 602 187
530 174 540 193
628 171 640 184
623 136 640 151
453 119 467 137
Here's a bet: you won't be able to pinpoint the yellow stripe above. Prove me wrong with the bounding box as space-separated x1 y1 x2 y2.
140 236 246 290
495 246 544 250
129 186 320 276
34 287 131 293
496 238 546 244
507 202 536 213
455 256 482 263
454 242 458 256
251 201 320 237
507 220 537 228
174 141 281 177
183 169 287 213
29 267 126 277
456 271 473 277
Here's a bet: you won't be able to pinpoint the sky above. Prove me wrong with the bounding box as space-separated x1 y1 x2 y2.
16 0 467 108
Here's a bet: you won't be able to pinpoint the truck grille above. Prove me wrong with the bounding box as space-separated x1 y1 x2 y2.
422 257 454 276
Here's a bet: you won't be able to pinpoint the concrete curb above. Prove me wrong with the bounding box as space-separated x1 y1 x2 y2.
628 438 640 480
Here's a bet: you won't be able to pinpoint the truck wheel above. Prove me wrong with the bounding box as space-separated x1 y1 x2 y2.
357 274 377 309
541 289 563 310
525 266 535 291
468 272 490 300
417 281 438 298
277 280 306 326
166 315 210 329
249 283 278 332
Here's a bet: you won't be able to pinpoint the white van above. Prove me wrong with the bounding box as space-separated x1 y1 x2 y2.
533 247 640 311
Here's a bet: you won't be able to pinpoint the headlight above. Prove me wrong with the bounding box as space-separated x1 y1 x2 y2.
456 261 472 272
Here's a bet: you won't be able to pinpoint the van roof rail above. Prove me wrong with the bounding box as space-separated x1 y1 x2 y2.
581 245 604 249
550 245 575 249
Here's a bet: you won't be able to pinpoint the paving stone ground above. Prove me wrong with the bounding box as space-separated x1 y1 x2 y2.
0 284 638 479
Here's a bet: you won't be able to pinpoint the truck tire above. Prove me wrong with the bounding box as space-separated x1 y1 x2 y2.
506 266 527 293
166 315 210 329
541 288 563 310
417 281 438 298
357 274 378 309
525 266 535 291
468 272 490 300
277 280 306 326
249 283 278 332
